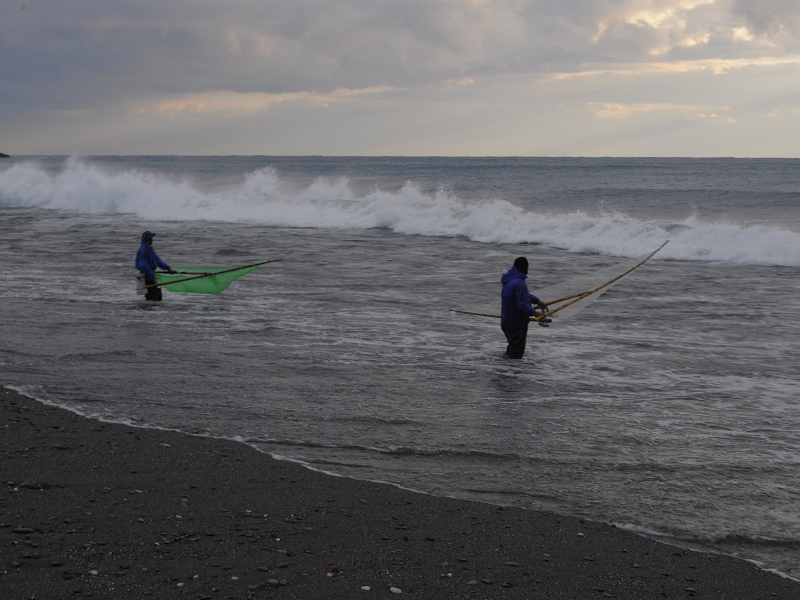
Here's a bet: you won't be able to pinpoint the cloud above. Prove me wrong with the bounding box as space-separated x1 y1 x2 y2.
732 0 800 37
588 102 701 117
133 86 395 117
587 101 735 124
766 107 800 117
1 1 799 155
691 112 737 123
539 54 800 87
3 0 799 108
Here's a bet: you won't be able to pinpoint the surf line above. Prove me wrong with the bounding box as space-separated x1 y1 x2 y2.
143 259 283 289
450 241 668 322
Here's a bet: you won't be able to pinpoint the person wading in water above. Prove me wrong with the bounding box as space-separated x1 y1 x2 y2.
136 231 175 301
500 257 546 359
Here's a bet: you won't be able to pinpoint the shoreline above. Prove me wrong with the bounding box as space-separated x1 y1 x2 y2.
2 386 797 599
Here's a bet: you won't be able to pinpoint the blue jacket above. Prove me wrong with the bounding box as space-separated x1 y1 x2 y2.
135 242 170 278
500 267 540 329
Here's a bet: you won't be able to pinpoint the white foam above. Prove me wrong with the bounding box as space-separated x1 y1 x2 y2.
2 159 800 267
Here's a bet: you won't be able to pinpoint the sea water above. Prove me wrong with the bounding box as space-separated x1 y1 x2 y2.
1 156 799 574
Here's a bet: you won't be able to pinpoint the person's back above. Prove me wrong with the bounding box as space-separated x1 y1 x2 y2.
500 257 545 359
501 267 534 328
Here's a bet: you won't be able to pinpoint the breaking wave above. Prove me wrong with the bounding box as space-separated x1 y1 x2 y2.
2 158 800 266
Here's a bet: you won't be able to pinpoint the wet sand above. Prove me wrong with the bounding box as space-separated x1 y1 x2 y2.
1 387 797 599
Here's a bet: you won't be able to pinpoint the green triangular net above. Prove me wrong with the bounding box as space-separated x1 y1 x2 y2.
156 265 261 294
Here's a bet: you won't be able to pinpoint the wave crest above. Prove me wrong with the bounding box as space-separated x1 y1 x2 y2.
2 159 799 266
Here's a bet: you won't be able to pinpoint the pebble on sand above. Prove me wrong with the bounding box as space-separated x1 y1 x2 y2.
390 586 402 594
19 480 43 490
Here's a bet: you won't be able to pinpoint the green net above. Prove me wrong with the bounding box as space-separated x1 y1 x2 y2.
155 265 262 294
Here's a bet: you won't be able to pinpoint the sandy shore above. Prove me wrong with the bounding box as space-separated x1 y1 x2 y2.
1 387 797 600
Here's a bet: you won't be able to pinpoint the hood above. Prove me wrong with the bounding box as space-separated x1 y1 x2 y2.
501 266 527 285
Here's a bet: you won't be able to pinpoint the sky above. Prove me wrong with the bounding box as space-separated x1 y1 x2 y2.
2 0 799 156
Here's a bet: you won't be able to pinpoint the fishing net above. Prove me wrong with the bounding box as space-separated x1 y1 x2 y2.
533 252 654 320
449 243 664 323
155 265 262 294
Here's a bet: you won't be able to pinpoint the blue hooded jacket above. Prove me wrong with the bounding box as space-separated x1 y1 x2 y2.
135 242 170 278
500 266 540 329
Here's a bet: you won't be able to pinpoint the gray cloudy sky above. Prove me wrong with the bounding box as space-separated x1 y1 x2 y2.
2 0 799 155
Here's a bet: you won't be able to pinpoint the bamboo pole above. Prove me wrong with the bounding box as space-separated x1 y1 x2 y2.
143 259 282 289
449 309 501 318
448 286 606 318
154 269 214 276
543 290 596 306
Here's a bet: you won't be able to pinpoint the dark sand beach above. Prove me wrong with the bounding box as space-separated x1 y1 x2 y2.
2 387 797 600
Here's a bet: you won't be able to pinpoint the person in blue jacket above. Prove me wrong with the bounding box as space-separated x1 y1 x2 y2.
501 257 547 359
136 231 174 301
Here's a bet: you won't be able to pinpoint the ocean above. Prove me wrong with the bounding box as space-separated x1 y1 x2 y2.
1 156 799 575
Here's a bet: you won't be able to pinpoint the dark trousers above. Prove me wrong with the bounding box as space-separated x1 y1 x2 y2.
502 323 528 359
145 276 162 301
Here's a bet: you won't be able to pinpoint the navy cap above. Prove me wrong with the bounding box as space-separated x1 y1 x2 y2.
141 231 156 242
